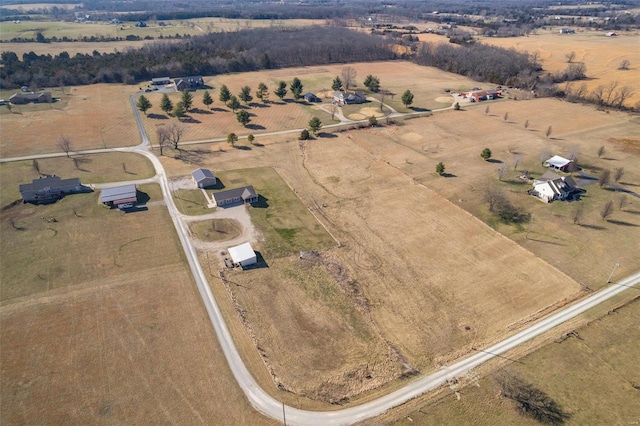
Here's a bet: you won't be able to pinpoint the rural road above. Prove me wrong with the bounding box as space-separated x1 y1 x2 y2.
2 91 638 424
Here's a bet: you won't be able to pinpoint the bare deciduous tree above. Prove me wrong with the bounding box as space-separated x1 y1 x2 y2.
591 85 605 105
614 85 635 108
57 135 72 157
617 194 628 211
513 154 522 171
571 204 584 225
597 145 605 158
565 51 576 63
485 105 490 115
340 66 357 90
540 147 552 164
600 200 614 221
503 112 509 122
604 81 619 105
497 163 507 181
524 119 529 129
568 146 580 162
618 59 630 70
598 169 611 187
156 126 171 155
32 159 41 175
545 125 552 139
613 167 624 183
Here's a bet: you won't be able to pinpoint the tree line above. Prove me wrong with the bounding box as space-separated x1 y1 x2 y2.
0 26 396 89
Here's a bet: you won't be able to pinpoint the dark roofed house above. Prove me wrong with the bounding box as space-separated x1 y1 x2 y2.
175 76 204 92
530 171 579 203
212 186 258 207
100 184 137 207
10 92 52 105
303 93 320 103
192 168 217 188
19 175 89 204
333 91 366 105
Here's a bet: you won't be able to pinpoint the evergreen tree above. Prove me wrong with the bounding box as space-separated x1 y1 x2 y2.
160 93 173 115
436 162 446 176
363 75 380 92
274 81 287 100
181 89 193 111
481 148 492 161
331 76 343 91
236 110 251 127
219 84 231 103
290 77 304 100
308 116 322 135
173 101 187 120
239 86 253 104
136 95 152 115
256 82 269 103
202 90 213 109
227 132 238 147
401 90 414 108
227 95 241 112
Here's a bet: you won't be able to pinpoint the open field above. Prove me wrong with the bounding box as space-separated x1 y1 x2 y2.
0 152 155 207
0 191 275 424
141 62 481 144
173 188 210 215
0 84 140 157
480 29 640 106
387 296 640 425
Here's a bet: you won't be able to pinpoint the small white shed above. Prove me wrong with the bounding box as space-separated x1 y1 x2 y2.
228 242 257 267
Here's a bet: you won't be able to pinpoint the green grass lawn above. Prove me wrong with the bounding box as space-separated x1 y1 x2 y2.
189 218 242 242
214 167 336 258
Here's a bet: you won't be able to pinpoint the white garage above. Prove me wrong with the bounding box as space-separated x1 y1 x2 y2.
228 242 257 267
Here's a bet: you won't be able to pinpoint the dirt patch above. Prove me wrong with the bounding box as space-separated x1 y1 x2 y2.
609 136 640 155
435 96 453 103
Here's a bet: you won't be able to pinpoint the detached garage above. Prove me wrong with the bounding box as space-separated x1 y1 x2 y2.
192 168 217 188
228 242 257 268
100 184 137 207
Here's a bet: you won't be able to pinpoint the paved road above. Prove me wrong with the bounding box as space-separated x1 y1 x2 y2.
3 90 638 425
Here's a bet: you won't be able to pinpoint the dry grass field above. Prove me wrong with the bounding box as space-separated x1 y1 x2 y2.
480 29 640 106
0 152 155 207
0 186 275 425
386 296 640 425
0 84 140 156
0 39 162 56
141 61 480 144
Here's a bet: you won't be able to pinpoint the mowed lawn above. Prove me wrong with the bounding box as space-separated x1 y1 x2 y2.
0 84 140 157
0 152 155 207
480 29 640 106
0 186 274 424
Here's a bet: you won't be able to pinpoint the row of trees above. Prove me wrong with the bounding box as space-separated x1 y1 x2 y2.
0 26 396 89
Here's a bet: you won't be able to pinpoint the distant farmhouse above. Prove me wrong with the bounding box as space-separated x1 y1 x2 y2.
100 184 137 208
467 89 502 102
559 28 575 34
192 168 217 188
212 186 258 207
150 77 171 86
20 175 90 204
303 93 320 103
175 76 204 92
529 171 579 203
333 91 366 106
544 155 575 173
10 92 52 105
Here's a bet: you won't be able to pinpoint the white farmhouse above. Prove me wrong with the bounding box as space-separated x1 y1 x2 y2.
530 171 578 203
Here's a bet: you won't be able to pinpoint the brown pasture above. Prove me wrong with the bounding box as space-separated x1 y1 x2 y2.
0 188 276 424
385 296 640 425
0 84 140 157
480 29 640 106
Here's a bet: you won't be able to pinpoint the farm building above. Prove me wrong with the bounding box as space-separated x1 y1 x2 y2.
529 171 579 203
100 184 137 207
303 93 320 103
559 28 575 34
9 92 52 105
544 155 574 173
228 242 257 267
150 77 170 86
19 175 90 204
466 89 502 102
211 186 258 207
175 76 204 91
333 91 366 105
192 168 217 188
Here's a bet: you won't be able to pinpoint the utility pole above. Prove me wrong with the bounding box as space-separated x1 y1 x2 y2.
607 261 621 283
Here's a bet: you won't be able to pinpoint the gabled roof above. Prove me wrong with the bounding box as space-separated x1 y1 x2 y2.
212 185 257 203
100 184 137 203
19 175 80 193
545 155 572 168
191 168 215 182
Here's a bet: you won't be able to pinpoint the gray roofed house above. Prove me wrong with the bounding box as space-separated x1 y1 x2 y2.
19 175 89 204
10 92 52 105
175 76 204 91
192 168 217 188
333 91 366 105
100 184 137 207
303 93 320 103
530 171 579 203
212 185 258 207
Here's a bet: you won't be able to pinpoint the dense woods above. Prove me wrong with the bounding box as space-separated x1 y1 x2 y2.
0 26 396 89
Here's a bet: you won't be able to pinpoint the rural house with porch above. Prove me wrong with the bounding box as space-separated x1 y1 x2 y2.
19 175 90 204
529 171 579 203
212 186 258 207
